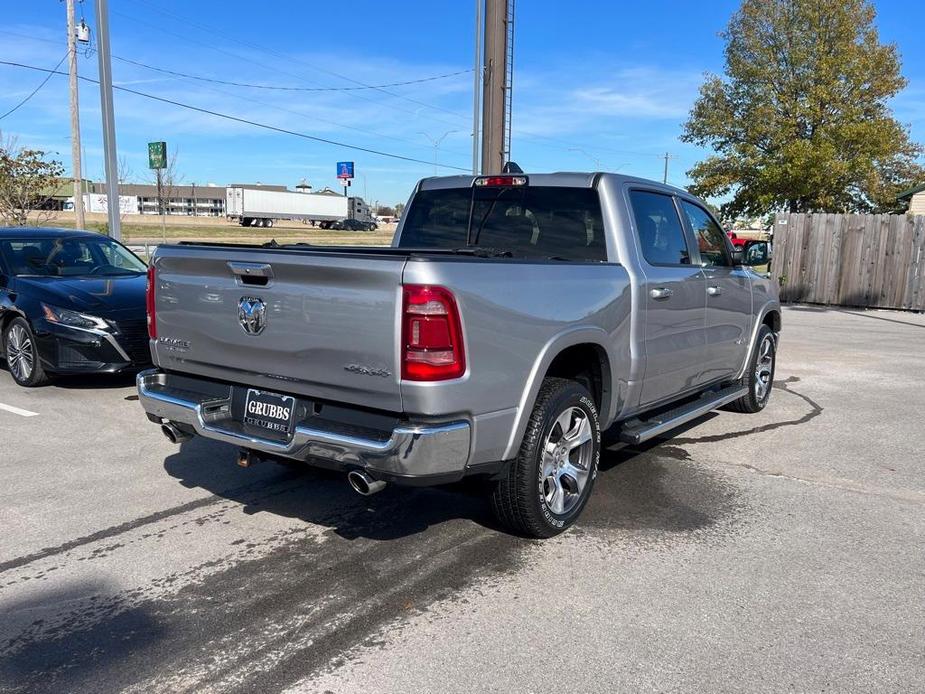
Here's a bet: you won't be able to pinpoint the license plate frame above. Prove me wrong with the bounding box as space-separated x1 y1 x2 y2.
243 388 296 437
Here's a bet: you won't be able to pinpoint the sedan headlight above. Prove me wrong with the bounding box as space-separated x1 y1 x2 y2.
41 304 110 331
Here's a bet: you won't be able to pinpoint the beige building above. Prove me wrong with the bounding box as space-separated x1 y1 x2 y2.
898 183 925 215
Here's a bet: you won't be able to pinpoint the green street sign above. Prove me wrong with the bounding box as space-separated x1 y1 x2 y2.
148 141 167 170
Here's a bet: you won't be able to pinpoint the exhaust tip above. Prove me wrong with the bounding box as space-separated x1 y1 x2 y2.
347 470 386 496
161 421 191 444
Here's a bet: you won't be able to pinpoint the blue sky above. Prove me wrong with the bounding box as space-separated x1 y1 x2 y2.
2 0 925 207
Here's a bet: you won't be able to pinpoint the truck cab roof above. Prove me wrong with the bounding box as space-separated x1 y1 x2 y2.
416 172 689 197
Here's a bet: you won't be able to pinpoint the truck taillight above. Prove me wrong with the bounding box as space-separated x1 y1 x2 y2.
402 285 465 381
146 265 157 339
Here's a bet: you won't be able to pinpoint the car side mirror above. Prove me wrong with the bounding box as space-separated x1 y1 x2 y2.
736 240 770 267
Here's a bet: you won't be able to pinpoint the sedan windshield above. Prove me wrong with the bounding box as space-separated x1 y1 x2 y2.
0 236 146 277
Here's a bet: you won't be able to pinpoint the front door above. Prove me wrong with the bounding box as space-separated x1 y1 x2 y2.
627 190 707 407
679 200 752 384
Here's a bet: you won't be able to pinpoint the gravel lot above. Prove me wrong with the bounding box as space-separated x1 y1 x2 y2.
0 306 923 693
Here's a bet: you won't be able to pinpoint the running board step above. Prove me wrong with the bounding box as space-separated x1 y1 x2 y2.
618 385 748 445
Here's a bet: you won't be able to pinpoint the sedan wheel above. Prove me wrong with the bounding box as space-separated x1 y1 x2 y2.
4 318 50 387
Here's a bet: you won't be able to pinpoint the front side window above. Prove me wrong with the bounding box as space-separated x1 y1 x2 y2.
628 190 690 266
681 201 730 267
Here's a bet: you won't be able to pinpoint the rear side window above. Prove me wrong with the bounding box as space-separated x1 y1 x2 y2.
399 186 607 261
628 190 690 266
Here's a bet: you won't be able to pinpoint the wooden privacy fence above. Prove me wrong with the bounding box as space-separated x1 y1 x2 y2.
772 212 925 311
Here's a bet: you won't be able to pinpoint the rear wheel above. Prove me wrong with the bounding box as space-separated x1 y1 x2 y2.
491 378 600 538
265 218 274 228
4 318 50 387
728 324 776 413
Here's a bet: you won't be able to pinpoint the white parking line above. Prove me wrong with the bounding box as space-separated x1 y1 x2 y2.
0 402 39 417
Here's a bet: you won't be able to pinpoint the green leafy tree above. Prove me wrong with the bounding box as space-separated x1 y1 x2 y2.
0 133 65 225
682 0 924 216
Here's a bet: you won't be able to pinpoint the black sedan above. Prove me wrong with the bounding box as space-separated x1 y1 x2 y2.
332 218 377 231
0 228 151 386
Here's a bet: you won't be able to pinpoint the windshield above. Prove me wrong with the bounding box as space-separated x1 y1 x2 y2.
398 186 607 261
0 236 147 277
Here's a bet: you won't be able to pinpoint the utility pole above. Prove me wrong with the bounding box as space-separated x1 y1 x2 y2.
472 0 482 175
66 0 85 230
95 0 121 240
480 0 510 174
662 152 676 185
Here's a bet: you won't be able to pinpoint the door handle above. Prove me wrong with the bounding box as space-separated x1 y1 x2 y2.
649 287 674 300
707 285 723 296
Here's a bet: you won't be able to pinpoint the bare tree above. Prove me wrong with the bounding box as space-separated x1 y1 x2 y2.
147 147 182 242
0 132 65 226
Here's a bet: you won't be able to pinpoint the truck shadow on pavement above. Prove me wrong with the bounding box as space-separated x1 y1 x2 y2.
0 580 165 693
161 423 742 542
0 419 758 693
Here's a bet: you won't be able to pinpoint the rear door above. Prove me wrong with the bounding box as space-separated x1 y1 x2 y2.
152 246 405 412
679 200 752 383
627 189 706 407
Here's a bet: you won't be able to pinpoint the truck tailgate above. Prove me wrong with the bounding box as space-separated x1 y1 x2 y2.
151 245 405 412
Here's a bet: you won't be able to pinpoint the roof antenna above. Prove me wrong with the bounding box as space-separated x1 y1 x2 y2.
502 161 523 174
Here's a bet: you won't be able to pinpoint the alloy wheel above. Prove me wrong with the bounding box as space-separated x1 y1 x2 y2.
539 406 594 515
754 334 775 401
7 324 35 382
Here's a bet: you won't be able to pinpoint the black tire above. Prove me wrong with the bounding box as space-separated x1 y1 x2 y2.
491 377 601 538
3 317 50 387
265 218 274 228
728 324 776 413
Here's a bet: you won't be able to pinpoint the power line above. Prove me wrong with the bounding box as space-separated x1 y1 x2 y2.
0 29 679 165
136 0 472 121
110 55 474 93
0 60 470 172
124 57 472 158
0 28 680 169
113 7 470 128
0 30 464 155
0 54 68 121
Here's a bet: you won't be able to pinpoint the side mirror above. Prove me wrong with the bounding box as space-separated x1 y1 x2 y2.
736 240 771 267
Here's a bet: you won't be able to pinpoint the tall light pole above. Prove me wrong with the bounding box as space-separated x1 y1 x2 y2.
95 0 121 240
419 130 458 176
66 0 85 230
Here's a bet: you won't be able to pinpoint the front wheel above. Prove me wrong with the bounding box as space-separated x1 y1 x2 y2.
491 378 600 538
728 324 776 413
4 318 50 387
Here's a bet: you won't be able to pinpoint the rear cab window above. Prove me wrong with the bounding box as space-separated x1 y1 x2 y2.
398 185 607 261
628 190 691 266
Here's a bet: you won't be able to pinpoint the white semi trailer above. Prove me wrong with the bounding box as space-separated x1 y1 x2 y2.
226 187 348 228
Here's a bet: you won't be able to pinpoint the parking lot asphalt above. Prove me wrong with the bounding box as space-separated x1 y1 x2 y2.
0 305 923 693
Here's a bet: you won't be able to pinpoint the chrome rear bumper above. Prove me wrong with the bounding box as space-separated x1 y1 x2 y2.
137 369 470 482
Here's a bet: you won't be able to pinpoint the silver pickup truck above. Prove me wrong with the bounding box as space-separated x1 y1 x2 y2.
137 172 779 537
